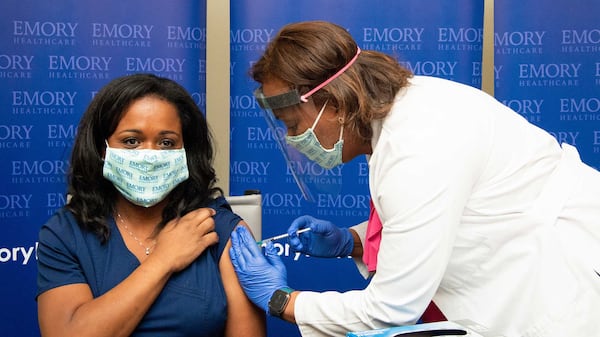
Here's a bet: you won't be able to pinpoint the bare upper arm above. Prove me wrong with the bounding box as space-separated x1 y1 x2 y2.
219 221 266 337
37 283 93 336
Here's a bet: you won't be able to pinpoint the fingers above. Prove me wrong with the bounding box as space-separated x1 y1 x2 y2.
162 207 219 248
288 234 305 252
229 230 245 270
288 215 311 236
289 215 315 251
199 231 219 249
265 241 287 276
184 208 218 248
192 207 217 232
265 241 279 261
235 226 262 258
230 228 246 266
230 226 260 269
152 208 218 272
171 207 216 234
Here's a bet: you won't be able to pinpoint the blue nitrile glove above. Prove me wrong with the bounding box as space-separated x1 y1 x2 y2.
287 215 353 258
229 226 288 313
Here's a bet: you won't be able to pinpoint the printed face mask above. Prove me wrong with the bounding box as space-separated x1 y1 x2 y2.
103 143 189 207
285 102 344 169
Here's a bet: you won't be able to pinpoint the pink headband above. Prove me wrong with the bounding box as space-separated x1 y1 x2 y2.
300 47 362 103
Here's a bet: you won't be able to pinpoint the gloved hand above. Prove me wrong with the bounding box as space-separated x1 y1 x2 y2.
229 226 288 313
287 215 353 258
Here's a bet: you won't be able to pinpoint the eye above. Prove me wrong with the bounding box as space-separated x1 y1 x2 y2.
122 137 140 148
159 138 177 148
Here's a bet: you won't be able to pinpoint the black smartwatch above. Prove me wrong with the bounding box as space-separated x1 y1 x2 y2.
268 287 294 317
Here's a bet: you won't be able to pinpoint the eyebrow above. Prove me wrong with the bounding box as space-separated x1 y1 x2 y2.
116 129 182 137
158 130 181 136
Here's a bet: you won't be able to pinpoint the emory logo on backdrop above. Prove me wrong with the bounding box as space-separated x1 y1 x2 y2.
559 97 600 122
0 243 37 266
13 20 77 46
361 26 423 52
548 131 579 146
47 124 76 148
230 94 262 119
518 63 581 87
230 28 273 52
12 90 76 115
316 193 370 218
230 160 270 185
47 55 110 80
91 23 152 47
268 241 353 261
246 126 281 150
10 159 68 184
0 125 32 150
261 192 303 217
472 62 503 87
167 26 205 49
125 57 186 81
437 27 483 52
495 30 545 55
501 98 543 123
47 192 68 216
401 60 458 77
357 162 369 185
0 54 33 79
0 194 32 219
561 29 600 53
285 161 343 186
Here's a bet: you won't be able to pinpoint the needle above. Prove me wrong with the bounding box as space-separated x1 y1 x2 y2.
257 228 312 246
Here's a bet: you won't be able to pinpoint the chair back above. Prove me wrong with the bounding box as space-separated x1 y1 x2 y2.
226 192 262 240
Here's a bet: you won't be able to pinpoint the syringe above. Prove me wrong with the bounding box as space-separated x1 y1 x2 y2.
256 228 312 246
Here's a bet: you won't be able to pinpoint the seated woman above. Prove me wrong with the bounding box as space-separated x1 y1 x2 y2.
36 73 265 337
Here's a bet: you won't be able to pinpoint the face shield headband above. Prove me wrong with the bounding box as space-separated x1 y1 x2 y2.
253 47 361 201
254 47 361 110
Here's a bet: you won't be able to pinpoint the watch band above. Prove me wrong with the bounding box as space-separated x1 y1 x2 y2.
268 287 294 317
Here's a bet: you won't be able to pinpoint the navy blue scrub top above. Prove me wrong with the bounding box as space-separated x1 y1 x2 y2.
37 196 241 337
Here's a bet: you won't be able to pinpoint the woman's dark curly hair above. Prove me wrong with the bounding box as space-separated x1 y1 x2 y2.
67 73 221 243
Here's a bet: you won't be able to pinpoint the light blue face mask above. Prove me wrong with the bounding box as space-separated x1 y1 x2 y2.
102 142 189 207
285 102 344 170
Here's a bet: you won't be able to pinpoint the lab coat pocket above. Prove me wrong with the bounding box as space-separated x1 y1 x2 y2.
440 232 491 290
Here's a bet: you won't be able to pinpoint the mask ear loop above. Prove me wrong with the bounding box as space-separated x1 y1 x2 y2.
310 101 328 130
103 140 111 161
310 100 344 150
300 47 361 103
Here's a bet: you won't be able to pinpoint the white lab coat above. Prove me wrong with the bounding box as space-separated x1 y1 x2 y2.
294 76 600 337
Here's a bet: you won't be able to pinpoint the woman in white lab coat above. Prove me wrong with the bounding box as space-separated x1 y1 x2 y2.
229 20 600 337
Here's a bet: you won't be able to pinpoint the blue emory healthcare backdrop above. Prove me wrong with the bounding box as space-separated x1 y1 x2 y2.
0 1 206 336
229 1 484 336
2 0 597 337
495 0 600 170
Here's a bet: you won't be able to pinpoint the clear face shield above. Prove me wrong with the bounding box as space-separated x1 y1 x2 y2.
254 88 331 202
253 47 361 201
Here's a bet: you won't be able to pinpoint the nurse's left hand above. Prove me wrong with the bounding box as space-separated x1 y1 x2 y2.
229 226 288 313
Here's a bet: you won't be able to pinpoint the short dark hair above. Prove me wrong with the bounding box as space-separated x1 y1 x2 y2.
67 73 221 243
